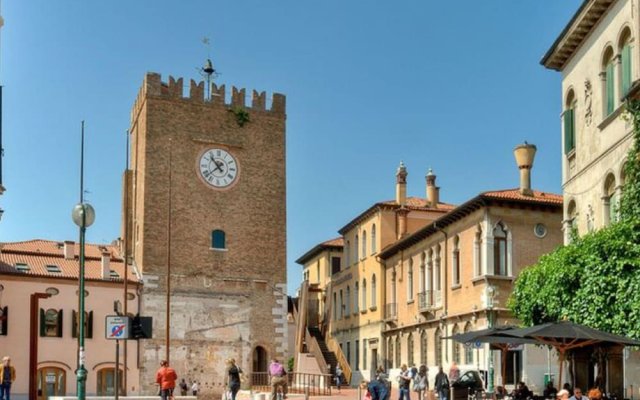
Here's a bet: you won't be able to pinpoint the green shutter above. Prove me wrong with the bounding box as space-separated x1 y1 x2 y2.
39 309 46 337
623 45 632 96
57 309 63 337
72 310 78 338
1 306 8 335
607 62 615 114
563 109 575 154
87 311 94 339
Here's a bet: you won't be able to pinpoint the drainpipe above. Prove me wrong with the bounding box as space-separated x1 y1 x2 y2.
434 222 448 361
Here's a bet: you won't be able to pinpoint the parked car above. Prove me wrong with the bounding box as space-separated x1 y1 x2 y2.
451 370 485 400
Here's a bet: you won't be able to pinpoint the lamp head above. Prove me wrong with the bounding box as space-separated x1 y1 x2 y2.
72 203 96 228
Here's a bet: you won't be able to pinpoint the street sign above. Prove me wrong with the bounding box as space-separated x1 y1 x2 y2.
474 341 483 348
105 315 131 340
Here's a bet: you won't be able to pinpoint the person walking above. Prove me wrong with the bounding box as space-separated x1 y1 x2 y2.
435 366 449 400
225 358 243 400
412 365 428 400
570 388 589 400
179 379 188 396
368 373 391 400
398 364 412 400
268 358 287 400
191 381 199 396
335 365 344 392
155 360 177 400
0 356 16 400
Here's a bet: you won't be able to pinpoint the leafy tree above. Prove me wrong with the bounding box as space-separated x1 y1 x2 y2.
508 100 640 337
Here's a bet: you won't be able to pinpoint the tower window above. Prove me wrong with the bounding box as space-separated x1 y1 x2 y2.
211 230 226 250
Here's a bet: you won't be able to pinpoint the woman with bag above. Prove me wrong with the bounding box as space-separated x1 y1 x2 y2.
224 358 243 400
412 365 429 400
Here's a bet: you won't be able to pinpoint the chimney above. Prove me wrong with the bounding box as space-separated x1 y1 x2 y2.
101 252 111 280
396 161 408 206
514 142 537 196
426 168 439 208
63 240 75 260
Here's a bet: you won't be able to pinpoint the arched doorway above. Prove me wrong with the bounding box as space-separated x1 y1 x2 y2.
37 367 65 400
252 346 269 386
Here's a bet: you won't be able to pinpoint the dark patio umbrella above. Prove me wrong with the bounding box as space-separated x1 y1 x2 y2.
506 321 640 386
445 325 538 384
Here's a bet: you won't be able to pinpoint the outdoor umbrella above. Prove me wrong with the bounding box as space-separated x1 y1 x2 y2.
445 325 538 385
506 321 640 386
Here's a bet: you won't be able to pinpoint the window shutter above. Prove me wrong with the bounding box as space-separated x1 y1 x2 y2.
39 308 46 337
72 310 78 338
563 110 575 154
623 45 632 96
1 306 8 335
57 309 63 338
87 311 94 339
607 62 615 114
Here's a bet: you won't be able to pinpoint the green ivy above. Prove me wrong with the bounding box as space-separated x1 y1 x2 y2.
229 106 250 127
508 100 640 337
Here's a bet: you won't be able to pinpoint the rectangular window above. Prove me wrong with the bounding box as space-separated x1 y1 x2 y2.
212 230 226 249
355 340 360 371
15 263 30 272
72 310 94 339
494 239 507 276
363 339 368 371
46 265 61 273
331 257 341 275
607 62 615 115
346 342 351 367
623 45 632 96
563 109 575 155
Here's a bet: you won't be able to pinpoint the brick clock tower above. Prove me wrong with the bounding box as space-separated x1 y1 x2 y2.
125 72 287 396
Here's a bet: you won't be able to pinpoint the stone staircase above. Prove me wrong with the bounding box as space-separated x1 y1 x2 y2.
308 327 338 377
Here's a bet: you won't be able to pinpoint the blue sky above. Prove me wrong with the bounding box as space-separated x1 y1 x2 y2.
0 1 581 294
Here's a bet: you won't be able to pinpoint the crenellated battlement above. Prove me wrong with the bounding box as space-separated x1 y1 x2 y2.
130 72 286 124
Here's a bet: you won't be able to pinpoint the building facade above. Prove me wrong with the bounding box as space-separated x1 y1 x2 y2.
126 73 287 396
378 145 564 388
0 239 141 399
542 0 636 242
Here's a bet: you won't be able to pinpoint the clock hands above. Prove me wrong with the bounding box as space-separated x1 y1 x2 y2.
210 156 225 173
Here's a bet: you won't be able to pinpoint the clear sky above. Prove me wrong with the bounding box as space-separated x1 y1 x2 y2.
0 1 582 294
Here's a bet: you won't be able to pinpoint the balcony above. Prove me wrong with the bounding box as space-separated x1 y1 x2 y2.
384 303 397 323
417 290 442 312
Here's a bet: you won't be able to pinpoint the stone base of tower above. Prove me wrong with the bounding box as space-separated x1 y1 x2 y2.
137 277 288 399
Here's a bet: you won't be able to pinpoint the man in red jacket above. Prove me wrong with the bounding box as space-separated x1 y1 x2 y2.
156 360 178 400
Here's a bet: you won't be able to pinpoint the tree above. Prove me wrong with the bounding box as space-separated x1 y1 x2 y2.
508 100 640 337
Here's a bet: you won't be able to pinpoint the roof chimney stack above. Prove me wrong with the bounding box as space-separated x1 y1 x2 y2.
514 142 537 196
101 252 111 280
396 161 408 206
63 240 75 260
426 168 439 208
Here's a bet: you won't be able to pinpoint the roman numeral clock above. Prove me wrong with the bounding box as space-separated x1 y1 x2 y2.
197 147 239 189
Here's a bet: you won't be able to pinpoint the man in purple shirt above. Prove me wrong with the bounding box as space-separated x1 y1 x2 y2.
268 358 287 400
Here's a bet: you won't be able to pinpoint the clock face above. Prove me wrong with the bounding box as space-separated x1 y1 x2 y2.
197 148 239 189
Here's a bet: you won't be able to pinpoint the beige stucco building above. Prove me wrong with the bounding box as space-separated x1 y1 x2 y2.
0 239 141 399
542 0 636 242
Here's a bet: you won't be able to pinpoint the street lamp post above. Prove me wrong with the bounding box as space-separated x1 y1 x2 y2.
72 203 95 400
486 285 496 394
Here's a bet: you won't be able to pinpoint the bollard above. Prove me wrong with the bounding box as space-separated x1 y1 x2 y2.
305 386 310 400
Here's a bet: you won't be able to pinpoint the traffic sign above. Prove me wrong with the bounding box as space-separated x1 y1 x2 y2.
105 315 131 340
474 341 483 348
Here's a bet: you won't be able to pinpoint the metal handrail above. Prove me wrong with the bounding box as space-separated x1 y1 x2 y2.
250 372 332 396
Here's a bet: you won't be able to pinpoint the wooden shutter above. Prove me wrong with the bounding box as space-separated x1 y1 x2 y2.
563 109 574 154
87 311 94 339
623 45 632 96
57 309 63 337
607 62 615 114
72 310 78 338
1 306 7 335
39 308 46 337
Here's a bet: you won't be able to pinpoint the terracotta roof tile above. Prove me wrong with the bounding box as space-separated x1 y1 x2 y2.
379 196 456 211
481 189 563 205
321 237 344 247
0 239 139 283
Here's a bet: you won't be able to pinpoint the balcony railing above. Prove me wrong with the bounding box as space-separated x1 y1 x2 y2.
417 290 442 310
251 372 332 396
385 303 397 320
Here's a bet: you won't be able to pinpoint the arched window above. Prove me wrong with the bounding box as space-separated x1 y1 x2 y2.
419 252 426 307
474 225 483 277
362 230 367 258
345 286 351 316
619 27 633 96
346 240 350 267
435 245 442 292
333 292 337 320
493 223 508 276
354 235 359 263
97 368 124 396
340 290 344 319
407 259 414 301
371 224 377 254
563 89 576 155
604 173 618 225
354 282 359 314
452 236 461 286
211 230 226 249
464 322 474 364
371 274 377 308
362 279 367 310
427 249 434 306
391 271 397 307
435 328 443 367
420 330 428 366
603 46 616 116
387 337 394 369
407 333 414 367
395 335 401 367
452 325 461 364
